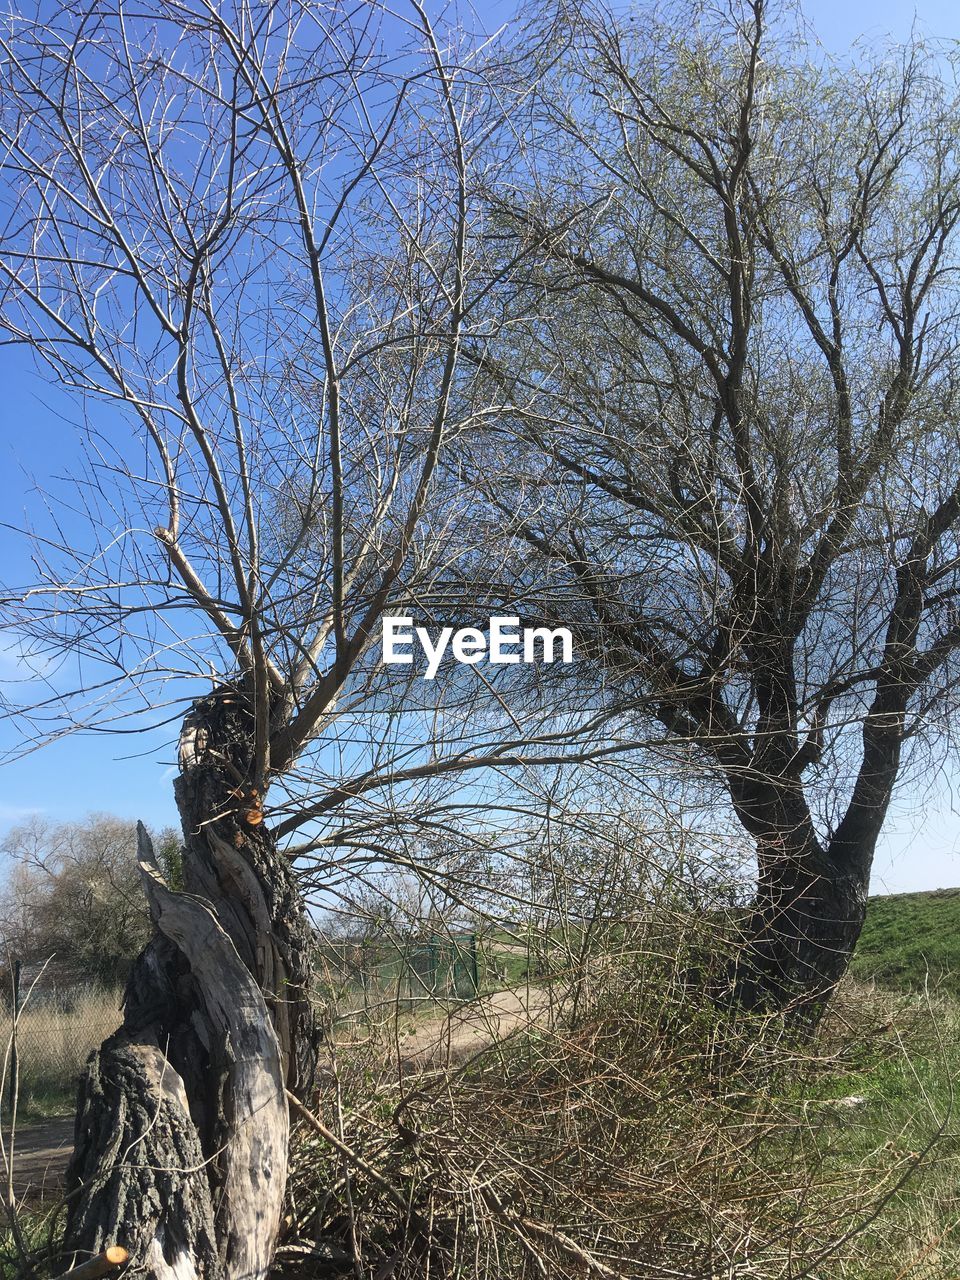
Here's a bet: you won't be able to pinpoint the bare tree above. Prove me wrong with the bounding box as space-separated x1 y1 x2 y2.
0 1 527 1271
470 0 960 1017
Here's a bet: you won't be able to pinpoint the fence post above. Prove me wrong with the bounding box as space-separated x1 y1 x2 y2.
432 937 441 995
8 957 22 1115
470 932 479 995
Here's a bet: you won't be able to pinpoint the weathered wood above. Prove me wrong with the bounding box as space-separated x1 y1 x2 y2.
65 1032 222 1279
65 830 288 1279
173 688 321 1095
138 830 289 1280
63 687 321 1278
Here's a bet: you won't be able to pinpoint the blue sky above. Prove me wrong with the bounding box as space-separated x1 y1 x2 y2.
779 0 960 894
805 0 956 50
2 0 960 893
799 0 955 47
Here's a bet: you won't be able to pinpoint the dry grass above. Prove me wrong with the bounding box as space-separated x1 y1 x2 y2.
3 921 957 1279
2 987 123 1117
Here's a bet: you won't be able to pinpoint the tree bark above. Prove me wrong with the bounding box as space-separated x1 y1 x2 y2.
733 838 868 1021
63 687 321 1278
729 660 908 1022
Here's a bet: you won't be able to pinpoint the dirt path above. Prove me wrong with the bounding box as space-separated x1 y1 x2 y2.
6 1118 74 1201
8 984 560 1201
396 983 559 1067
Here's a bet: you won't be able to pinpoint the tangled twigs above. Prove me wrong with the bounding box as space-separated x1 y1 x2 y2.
287 1091 410 1217
286 916 960 1280
478 1184 633 1280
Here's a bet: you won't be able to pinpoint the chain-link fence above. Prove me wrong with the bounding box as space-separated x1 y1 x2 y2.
316 932 482 1020
1 932 497 1108
1 982 123 1112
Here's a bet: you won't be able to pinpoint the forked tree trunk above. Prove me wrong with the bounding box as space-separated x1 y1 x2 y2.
63 688 322 1279
734 838 868 1022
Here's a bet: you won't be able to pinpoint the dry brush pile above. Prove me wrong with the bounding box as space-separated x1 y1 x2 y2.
279 916 960 1280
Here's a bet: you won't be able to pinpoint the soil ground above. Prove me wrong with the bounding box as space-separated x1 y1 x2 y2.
6 1118 74 1201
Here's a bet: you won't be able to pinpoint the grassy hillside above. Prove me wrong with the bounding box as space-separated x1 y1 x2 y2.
853 887 960 996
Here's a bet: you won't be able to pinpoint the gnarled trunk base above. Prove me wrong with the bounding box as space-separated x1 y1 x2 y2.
66 1033 221 1277
63 688 320 1278
65 831 290 1278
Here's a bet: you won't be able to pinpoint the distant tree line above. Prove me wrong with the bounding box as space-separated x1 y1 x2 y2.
0 814 180 989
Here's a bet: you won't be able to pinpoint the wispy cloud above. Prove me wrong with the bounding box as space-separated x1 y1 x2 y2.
0 804 43 824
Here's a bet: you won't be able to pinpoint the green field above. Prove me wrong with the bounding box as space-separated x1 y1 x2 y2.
854 887 960 996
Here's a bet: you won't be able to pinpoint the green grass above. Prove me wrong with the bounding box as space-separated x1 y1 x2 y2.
853 888 960 997
770 992 960 1277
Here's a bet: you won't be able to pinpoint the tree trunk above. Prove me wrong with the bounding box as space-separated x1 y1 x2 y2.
733 839 868 1021
63 687 321 1278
